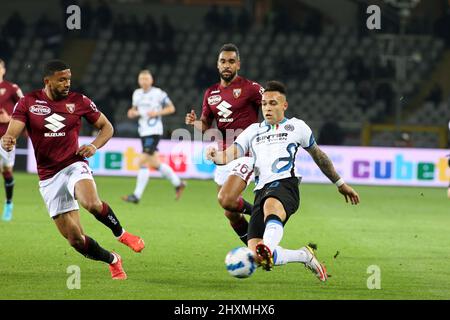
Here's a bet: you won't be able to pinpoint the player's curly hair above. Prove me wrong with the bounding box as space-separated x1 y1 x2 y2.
219 43 240 60
264 80 287 95
43 60 70 77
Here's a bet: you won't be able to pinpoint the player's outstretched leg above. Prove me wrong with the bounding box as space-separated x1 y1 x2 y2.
76 180 145 253
1 170 14 221
273 245 328 282
54 212 127 280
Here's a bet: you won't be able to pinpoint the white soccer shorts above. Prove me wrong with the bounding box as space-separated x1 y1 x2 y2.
214 156 254 186
39 162 95 218
0 145 15 168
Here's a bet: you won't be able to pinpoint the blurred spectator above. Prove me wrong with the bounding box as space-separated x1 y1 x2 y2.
142 14 159 42
375 81 395 116
303 9 323 36
159 15 177 63
221 7 234 31
278 54 309 81
356 80 372 113
2 12 25 40
346 54 370 82
318 121 344 145
394 132 413 148
35 14 63 50
204 5 221 32
113 14 125 40
160 15 175 44
272 7 290 34
95 0 113 29
195 64 216 89
0 38 12 62
237 7 252 32
80 1 94 37
433 7 450 47
425 83 443 105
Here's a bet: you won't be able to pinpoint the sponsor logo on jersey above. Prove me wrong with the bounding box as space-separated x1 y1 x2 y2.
89 101 98 112
44 113 66 137
207 95 222 105
35 100 48 104
256 133 288 143
217 100 233 122
233 88 241 98
284 124 294 131
29 105 51 115
0 88 5 96
211 90 220 94
66 103 75 113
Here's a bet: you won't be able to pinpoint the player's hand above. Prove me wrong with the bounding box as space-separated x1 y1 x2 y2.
185 109 197 125
338 184 360 205
1 135 16 152
127 108 139 119
147 111 159 118
205 146 218 162
0 109 11 124
76 144 97 158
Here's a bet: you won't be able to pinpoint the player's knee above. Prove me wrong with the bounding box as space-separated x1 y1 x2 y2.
263 198 283 214
82 200 103 214
218 192 236 211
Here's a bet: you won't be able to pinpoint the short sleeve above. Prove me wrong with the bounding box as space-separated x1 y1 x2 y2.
160 90 172 106
11 84 22 103
251 82 263 108
11 97 27 123
81 95 101 124
234 124 256 156
132 90 139 107
297 120 316 149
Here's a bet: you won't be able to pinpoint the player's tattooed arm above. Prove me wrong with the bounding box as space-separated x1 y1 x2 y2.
306 143 341 183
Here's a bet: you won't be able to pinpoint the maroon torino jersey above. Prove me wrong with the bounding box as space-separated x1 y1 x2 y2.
12 89 101 180
201 76 262 150
0 80 22 136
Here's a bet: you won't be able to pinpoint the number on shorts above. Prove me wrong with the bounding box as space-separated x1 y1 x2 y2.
233 163 250 175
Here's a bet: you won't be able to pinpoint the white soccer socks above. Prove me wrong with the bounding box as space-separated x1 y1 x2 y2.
134 167 150 199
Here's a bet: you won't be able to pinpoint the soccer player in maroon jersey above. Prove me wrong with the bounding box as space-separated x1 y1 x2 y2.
0 60 145 280
185 44 263 244
0 58 23 221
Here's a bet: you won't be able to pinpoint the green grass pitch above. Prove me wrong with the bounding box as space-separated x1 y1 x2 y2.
0 172 449 300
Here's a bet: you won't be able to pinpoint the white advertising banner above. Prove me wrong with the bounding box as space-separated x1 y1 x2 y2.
27 137 450 187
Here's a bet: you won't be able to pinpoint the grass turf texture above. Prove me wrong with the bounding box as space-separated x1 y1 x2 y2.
1 172 449 300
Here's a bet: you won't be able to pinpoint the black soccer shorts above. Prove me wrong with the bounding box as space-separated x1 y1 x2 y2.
141 135 161 155
247 177 300 241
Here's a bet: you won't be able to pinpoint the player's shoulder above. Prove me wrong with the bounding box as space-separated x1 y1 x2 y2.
240 77 262 88
288 117 309 126
151 86 167 96
23 89 42 100
204 82 220 95
1 79 18 89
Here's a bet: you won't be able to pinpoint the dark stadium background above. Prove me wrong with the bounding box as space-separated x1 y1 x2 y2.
1 0 449 171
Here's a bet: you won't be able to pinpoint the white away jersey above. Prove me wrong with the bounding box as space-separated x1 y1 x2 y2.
234 117 315 190
132 87 172 136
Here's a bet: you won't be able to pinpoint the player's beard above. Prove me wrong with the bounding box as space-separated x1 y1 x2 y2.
220 70 236 83
52 87 69 100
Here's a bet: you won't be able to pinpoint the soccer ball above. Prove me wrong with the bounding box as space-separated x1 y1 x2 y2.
225 247 257 278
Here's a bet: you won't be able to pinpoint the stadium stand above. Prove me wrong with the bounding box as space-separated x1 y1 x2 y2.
0 0 448 147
